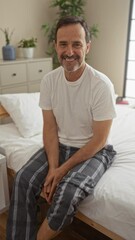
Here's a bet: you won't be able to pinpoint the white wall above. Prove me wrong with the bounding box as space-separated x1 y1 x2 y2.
0 0 131 95
85 0 130 95
0 0 55 58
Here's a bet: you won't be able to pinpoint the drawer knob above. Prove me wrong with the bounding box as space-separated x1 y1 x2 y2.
39 69 43 73
12 73 17 76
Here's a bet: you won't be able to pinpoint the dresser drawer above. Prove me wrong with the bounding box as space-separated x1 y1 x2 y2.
27 60 52 81
0 63 27 86
0 58 52 93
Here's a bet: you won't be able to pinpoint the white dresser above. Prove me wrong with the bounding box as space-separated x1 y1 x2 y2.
0 154 9 213
0 57 52 94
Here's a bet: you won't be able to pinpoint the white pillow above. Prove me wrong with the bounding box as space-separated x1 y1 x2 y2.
0 93 43 137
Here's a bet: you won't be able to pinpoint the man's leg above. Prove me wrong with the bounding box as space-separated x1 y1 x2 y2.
37 219 60 240
37 145 116 240
6 148 49 240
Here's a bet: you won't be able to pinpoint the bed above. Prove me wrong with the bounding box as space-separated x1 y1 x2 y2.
0 92 135 240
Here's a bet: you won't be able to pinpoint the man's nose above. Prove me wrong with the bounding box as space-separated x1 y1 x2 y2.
66 45 73 56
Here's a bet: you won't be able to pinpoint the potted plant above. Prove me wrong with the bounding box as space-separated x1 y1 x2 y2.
41 0 99 68
18 37 37 59
0 28 16 60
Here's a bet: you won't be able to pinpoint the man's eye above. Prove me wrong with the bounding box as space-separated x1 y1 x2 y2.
59 43 67 48
73 43 82 48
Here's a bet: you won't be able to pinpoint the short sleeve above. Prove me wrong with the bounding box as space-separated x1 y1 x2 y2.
92 80 116 121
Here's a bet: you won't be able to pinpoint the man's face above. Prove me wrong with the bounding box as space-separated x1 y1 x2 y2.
55 23 90 73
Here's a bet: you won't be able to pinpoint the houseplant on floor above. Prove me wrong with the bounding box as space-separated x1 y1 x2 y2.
18 37 37 58
41 0 99 68
0 28 16 60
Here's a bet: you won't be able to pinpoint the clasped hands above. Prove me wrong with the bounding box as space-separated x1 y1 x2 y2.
43 167 65 204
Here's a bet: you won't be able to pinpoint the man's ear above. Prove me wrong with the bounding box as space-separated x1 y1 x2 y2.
54 40 57 51
86 41 91 54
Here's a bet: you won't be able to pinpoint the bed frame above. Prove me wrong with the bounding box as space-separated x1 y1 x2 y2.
0 105 124 240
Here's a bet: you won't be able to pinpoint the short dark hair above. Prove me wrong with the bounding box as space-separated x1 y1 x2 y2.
55 16 90 43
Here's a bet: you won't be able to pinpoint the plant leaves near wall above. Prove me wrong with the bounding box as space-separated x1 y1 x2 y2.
0 28 16 60
0 28 14 45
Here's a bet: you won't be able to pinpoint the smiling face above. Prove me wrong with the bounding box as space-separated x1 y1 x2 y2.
55 23 90 81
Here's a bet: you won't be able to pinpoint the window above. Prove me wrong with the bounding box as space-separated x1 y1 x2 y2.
124 0 135 98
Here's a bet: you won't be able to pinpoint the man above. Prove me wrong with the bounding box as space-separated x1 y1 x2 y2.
7 16 116 240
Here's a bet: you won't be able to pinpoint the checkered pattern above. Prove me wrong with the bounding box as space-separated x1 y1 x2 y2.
6 144 116 240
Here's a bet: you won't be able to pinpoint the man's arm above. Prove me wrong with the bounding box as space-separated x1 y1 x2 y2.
60 119 112 174
42 109 59 169
42 109 59 202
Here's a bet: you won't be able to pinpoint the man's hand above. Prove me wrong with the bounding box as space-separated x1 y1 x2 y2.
43 167 65 204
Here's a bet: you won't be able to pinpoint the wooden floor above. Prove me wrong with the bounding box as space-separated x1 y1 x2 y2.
0 210 111 240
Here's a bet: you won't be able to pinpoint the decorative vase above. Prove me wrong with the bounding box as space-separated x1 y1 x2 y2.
22 48 34 59
2 45 16 60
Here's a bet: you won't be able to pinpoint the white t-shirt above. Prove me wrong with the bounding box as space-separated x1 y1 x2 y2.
39 64 116 148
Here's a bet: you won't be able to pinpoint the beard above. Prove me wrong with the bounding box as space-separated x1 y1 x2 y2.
58 54 82 72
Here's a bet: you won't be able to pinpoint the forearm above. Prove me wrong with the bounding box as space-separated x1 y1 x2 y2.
59 136 105 175
44 133 59 169
60 119 112 174
42 109 60 169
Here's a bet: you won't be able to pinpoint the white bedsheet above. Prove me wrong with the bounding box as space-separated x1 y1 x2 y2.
0 105 135 239
0 123 43 172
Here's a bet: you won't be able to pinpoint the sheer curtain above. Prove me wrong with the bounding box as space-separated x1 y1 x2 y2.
125 0 135 98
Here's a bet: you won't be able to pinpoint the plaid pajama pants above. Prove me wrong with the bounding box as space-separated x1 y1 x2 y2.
6 143 116 240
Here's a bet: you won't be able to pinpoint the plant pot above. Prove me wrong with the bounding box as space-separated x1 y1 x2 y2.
22 48 35 59
2 45 16 60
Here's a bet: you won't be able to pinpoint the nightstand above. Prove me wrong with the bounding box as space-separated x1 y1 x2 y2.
0 154 10 213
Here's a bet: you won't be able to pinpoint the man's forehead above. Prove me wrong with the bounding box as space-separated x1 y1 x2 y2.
57 24 86 40
57 24 85 34
58 40 82 43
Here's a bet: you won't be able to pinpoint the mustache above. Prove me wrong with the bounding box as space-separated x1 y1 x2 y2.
61 54 79 60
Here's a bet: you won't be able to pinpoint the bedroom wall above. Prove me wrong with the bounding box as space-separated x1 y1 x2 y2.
0 0 130 96
85 0 131 96
0 0 55 59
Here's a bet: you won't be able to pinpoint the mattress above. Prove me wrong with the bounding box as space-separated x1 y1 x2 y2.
0 105 135 240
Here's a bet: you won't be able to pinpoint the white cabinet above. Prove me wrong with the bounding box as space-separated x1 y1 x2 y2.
0 58 52 94
0 154 9 213
0 63 27 86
